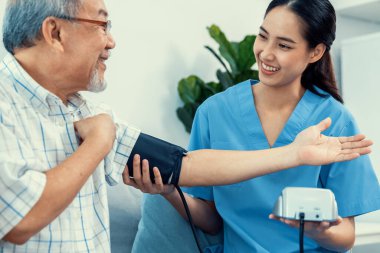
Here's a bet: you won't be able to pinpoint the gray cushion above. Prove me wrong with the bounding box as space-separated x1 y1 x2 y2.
108 184 143 253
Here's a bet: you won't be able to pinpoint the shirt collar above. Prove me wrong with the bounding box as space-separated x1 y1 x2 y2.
2 53 92 124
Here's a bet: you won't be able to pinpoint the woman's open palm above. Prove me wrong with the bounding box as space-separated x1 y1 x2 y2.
294 118 372 165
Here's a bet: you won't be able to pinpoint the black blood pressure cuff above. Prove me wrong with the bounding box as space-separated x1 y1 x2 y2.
126 133 187 185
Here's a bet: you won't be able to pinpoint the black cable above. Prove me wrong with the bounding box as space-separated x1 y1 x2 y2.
299 212 305 253
175 185 203 253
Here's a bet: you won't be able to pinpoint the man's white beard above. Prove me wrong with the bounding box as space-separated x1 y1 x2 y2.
87 68 107 93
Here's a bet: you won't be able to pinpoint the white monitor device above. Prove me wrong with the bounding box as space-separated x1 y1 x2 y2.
273 187 339 222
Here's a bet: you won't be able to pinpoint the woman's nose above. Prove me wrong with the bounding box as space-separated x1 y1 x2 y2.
260 44 275 61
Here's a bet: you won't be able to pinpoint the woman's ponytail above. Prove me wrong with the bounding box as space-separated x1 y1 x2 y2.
301 52 343 103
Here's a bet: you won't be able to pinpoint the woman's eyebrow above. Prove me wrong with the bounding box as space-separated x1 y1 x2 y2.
260 25 297 44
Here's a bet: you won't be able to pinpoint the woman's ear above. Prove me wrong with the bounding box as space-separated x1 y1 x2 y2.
309 43 327 63
40 17 64 52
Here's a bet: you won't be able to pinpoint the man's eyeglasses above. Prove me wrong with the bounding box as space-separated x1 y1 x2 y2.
60 16 112 34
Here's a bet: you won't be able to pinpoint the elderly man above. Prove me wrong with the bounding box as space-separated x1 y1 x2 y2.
0 0 374 252
0 0 141 251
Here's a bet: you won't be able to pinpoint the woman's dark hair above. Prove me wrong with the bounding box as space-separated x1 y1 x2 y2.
265 0 343 103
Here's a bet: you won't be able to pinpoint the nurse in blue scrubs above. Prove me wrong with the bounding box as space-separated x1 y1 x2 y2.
129 0 380 252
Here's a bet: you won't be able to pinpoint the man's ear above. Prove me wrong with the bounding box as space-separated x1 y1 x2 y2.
309 43 327 64
40 17 64 52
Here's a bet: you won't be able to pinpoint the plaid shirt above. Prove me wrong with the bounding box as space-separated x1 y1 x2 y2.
0 53 140 252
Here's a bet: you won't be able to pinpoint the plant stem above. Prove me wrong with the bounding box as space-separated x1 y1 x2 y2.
204 45 234 81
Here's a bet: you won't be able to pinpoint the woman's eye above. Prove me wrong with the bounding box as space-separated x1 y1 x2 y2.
279 43 291 49
258 34 267 40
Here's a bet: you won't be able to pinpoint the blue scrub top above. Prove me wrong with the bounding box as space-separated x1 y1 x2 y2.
185 80 380 253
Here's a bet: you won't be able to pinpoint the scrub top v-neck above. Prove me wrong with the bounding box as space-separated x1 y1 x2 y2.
239 80 320 149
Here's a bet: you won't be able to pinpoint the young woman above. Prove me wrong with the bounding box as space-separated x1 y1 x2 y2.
127 0 380 252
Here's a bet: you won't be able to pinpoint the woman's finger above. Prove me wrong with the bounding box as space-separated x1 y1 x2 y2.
142 159 151 185
341 147 372 155
133 154 143 188
122 166 129 183
341 139 373 150
316 117 332 132
122 166 139 188
335 153 360 162
153 167 164 193
338 134 366 143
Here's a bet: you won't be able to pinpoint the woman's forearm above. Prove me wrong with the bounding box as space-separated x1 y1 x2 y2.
179 144 299 186
163 191 222 234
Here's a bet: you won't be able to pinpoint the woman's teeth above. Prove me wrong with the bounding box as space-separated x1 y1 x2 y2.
262 62 279 72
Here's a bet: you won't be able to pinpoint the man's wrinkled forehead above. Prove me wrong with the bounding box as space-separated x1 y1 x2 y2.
79 0 108 19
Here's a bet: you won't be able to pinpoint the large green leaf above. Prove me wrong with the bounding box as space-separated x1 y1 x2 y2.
199 82 223 102
204 46 233 78
176 25 258 133
235 70 259 84
208 25 239 74
202 81 223 94
216 70 234 90
237 35 256 72
177 75 203 104
176 104 196 133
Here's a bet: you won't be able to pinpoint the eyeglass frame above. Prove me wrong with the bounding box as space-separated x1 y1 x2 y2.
59 16 112 34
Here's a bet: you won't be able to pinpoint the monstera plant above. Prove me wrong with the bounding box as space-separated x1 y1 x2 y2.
176 24 258 133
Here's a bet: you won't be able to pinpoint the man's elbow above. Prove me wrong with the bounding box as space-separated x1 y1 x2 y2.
3 227 34 245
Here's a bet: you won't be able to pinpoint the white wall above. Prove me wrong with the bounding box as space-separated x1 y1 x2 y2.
342 30 380 252
331 0 378 10
85 0 271 147
0 1 5 59
332 15 380 89
0 0 271 147
342 32 380 182
341 33 380 225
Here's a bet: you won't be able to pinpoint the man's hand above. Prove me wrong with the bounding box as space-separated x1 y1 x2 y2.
293 118 372 165
74 113 116 151
4 113 117 244
123 154 175 196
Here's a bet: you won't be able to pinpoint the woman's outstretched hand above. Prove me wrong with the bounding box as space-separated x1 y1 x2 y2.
293 117 373 165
